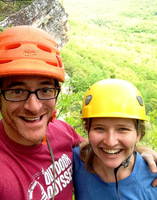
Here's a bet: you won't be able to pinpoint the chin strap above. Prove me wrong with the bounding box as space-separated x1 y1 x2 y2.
49 110 57 122
121 154 132 168
114 154 132 200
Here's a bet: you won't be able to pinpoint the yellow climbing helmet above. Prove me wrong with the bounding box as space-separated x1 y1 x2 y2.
81 79 147 120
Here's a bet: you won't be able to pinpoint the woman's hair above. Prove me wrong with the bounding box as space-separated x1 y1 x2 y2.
80 118 146 172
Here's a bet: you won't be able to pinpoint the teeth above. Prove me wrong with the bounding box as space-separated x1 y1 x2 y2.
102 149 120 154
24 117 40 121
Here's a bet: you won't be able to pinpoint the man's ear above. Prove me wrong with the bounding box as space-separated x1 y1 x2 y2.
49 110 57 122
0 96 2 110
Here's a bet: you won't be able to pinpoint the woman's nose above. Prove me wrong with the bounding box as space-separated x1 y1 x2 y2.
103 130 118 147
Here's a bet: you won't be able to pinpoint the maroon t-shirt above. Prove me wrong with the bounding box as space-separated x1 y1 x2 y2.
0 120 82 200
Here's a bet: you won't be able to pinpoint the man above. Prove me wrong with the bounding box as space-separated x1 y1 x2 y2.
0 25 82 200
0 25 156 200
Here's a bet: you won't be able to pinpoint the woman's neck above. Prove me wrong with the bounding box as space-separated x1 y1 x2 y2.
93 154 135 183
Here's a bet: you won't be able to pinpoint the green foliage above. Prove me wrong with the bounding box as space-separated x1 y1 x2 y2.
0 0 32 21
59 0 157 148
140 124 157 151
91 18 107 27
0 0 157 149
0 26 4 31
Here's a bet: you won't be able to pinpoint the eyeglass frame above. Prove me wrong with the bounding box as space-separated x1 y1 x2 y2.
0 87 60 102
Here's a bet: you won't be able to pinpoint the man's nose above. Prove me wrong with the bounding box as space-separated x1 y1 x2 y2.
23 93 42 113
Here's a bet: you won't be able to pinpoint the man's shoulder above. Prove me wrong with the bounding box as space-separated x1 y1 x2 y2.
48 119 72 130
48 119 82 146
135 152 157 180
48 119 77 137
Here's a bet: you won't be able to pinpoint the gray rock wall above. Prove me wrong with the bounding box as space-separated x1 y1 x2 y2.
0 0 68 48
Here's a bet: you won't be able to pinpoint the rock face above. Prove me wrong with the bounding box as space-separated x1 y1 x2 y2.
0 0 68 47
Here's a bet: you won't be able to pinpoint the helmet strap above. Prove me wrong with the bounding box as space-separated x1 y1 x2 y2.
46 136 56 200
114 152 136 200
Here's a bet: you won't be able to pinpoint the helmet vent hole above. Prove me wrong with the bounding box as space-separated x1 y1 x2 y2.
37 44 52 53
46 61 57 67
5 43 21 50
56 55 63 67
0 60 12 64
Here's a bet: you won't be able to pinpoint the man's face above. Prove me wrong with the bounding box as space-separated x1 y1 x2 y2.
0 75 57 145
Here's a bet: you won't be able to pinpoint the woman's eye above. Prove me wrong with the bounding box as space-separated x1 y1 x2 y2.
94 127 105 131
118 128 130 132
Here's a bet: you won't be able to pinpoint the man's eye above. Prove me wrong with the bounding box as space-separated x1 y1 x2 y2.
13 89 24 94
41 88 52 93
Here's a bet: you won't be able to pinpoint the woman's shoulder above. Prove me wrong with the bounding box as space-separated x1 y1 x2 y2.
73 146 81 157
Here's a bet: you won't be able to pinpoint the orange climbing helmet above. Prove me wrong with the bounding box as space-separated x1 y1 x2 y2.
0 25 65 82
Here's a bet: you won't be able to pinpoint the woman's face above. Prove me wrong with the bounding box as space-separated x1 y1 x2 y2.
89 117 140 170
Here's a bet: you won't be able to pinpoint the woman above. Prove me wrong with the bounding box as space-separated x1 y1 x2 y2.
73 79 157 200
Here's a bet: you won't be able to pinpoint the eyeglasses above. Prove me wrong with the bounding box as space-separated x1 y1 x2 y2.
0 87 60 102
